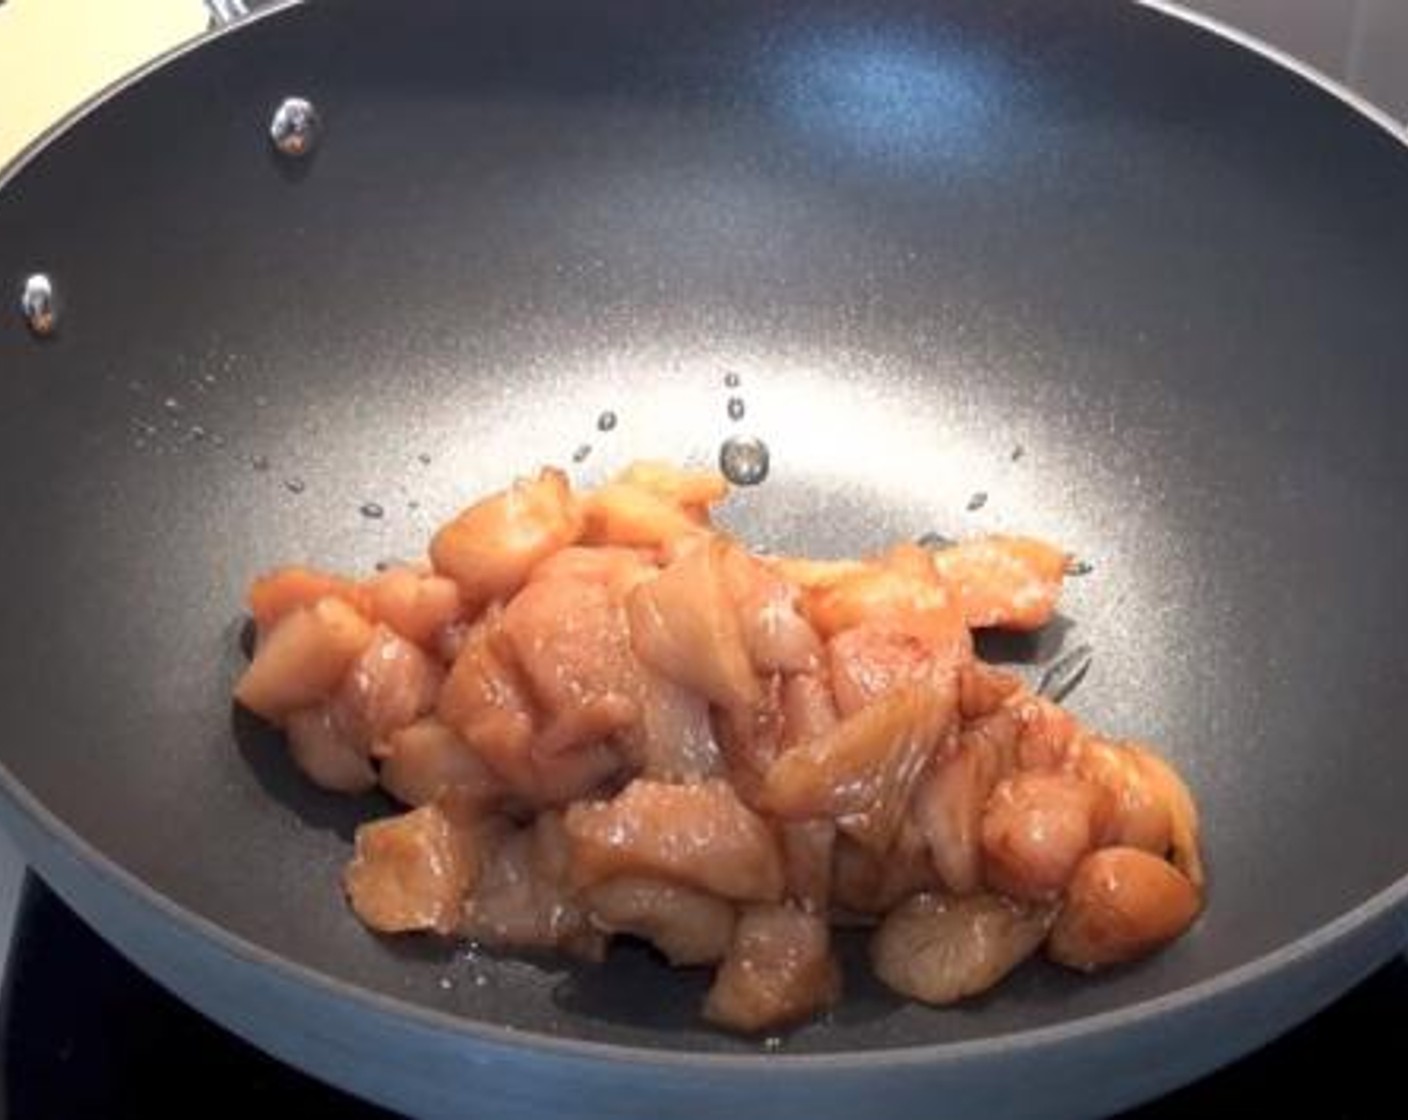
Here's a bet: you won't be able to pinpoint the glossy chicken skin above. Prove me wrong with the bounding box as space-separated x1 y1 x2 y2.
234 460 1204 1033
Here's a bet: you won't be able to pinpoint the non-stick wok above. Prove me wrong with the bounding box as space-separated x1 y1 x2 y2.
2 1 1408 1116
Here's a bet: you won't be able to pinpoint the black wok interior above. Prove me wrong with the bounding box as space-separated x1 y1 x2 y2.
2 0 1408 1053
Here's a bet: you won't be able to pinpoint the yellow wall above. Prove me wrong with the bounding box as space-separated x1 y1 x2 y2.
0 0 205 167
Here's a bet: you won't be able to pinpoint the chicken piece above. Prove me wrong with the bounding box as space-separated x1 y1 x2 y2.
613 460 729 513
911 711 1019 895
377 719 508 808
629 667 725 782
780 819 836 913
463 813 605 958
1048 847 1201 971
1069 738 1172 856
1128 746 1205 889
344 804 477 935
712 673 786 805
828 625 956 719
235 597 375 721
930 535 1067 631
721 547 824 674
502 574 639 744
780 673 839 749
830 825 936 917
958 662 1024 721
364 567 462 647
1008 693 1081 771
529 545 657 590
564 779 784 902
247 565 369 633
334 625 442 747
765 556 868 591
870 892 1054 1005
430 468 584 612
627 537 761 712
803 561 971 661
981 772 1111 901
703 904 841 1032
285 704 377 794
431 620 471 665
761 683 955 852
582 484 710 550
437 607 538 792
584 877 737 965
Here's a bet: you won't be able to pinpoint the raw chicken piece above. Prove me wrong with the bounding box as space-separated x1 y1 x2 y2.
1008 693 1081 771
721 546 824 674
612 461 729 513
364 568 462 647
582 484 709 550
981 771 1111 901
831 825 936 917
564 779 784 902
285 704 377 794
765 556 868 591
871 892 1053 1004
335 625 442 747
437 607 538 792
911 712 1019 895
343 804 477 935
584 877 737 965
236 597 374 721
463 812 605 959
828 625 955 718
712 673 786 804
780 673 839 748
1070 738 1172 856
761 683 955 852
247 566 369 632
502 573 640 751
703 904 841 1032
957 662 1024 720
802 561 971 660
780 819 836 913
377 719 507 808
627 537 760 713
529 545 657 590
629 666 725 782
930 535 1067 631
1128 746 1205 889
1047 847 1201 971
430 468 584 612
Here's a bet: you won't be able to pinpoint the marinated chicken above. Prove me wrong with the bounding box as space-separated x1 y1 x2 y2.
235 460 1204 1033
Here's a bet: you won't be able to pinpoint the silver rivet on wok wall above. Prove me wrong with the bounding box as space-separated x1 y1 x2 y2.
20 274 58 338
269 97 321 157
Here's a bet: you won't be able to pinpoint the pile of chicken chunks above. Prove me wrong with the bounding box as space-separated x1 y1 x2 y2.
235 461 1203 1033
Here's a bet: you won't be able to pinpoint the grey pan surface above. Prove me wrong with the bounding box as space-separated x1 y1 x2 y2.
2 0 1408 1115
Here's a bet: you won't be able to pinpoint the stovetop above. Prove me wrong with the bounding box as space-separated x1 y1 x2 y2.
0 873 1403 1119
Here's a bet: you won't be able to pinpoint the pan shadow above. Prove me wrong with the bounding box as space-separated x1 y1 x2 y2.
550 938 717 1033
974 612 1075 668
230 704 391 844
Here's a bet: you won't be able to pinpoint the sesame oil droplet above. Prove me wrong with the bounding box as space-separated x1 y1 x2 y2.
360 502 385 520
727 397 745 422
718 436 770 486
596 410 618 432
284 477 306 495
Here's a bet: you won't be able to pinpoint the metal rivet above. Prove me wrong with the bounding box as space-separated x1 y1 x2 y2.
20 274 57 338
270 97 321 158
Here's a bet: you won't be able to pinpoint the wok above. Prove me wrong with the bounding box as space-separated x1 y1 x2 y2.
2 1 1408 1116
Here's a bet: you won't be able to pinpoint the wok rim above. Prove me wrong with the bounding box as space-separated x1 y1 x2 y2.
2 0 1407 1073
